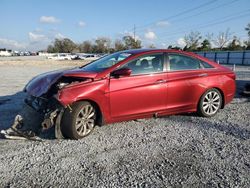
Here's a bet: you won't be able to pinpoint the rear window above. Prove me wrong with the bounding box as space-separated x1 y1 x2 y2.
169 54 201 71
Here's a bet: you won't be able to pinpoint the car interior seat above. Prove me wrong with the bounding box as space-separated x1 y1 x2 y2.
152 57 161 71
141 59 149 69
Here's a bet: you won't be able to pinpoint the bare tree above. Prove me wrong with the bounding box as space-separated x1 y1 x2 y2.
213 29 232 50
205 32 213 41
184 31 202 51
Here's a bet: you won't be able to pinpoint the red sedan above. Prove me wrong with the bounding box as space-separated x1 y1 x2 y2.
25 49 236 139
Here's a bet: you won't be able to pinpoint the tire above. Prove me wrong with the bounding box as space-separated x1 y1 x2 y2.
61 101 96 139
197 88 222 117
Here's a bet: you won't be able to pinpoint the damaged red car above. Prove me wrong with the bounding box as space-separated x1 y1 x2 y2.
24 49 236 139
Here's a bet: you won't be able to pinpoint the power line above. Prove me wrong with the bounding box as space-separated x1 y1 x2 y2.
165 0 239 25
135 0 239 35
127 0 218 32
153 9 250 41
153 12 250 46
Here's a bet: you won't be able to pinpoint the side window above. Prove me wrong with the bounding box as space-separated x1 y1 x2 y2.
123 54 164 75
200 60 214 69
169 54 201 71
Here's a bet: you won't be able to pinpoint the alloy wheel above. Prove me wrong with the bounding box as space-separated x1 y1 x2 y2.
75 104 95 136
202 91 221 115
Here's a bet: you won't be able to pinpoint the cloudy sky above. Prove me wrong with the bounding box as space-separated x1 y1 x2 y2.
0 0 250 51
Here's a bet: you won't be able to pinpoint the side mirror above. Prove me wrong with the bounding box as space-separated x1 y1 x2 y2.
111 68 132 78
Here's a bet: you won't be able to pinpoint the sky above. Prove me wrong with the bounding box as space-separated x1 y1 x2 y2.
0 0 250 51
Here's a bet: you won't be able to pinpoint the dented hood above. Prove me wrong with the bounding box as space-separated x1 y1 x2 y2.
24 68 97 97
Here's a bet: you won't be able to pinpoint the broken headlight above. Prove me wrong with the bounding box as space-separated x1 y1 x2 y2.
57 82 70 89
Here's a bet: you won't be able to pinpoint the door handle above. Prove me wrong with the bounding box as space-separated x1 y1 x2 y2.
155 79 167 84
199 73 208 77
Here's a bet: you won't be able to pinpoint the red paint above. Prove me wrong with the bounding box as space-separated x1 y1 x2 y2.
25 49 236 124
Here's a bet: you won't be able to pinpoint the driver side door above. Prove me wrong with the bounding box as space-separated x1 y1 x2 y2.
109 53 168 119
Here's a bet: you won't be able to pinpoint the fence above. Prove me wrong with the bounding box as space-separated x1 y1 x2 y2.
195 51 250 65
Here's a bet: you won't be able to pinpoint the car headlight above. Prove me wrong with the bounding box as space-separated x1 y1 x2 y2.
57 82 69 89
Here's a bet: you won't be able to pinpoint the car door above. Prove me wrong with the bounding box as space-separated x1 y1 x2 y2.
109 53 168 118
166 53 207 111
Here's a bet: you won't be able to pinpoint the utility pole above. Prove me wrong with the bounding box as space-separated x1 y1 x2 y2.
133 24 136 41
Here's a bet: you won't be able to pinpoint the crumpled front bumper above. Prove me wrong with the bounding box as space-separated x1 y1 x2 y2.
24 95 65 138
1 95 66 140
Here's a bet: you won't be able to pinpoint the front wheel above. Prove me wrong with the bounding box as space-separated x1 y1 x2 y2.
198 88 222 117
61 101 96 139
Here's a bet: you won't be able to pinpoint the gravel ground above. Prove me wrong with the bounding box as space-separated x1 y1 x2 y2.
0 60 249 187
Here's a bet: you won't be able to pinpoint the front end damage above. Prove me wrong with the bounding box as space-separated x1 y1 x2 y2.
1 69 97 140
24 94 65 139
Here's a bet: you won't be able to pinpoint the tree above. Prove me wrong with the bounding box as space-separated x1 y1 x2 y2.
212 29 232 50
245 23 250 38
198 39 212 51
244 23 250 50
79 41 93 53
122 36 141 49
47 38 77 53
93 37 111 53
227 36 243 50
244 40 250 50
167 45 181 50
148 44 156 48
183 31 202 51
167 45 173 49
61 38 77 53
47 44 57 53
114 39 126 51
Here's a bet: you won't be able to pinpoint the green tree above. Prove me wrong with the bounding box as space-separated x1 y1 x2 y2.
47 38 77 53
93 37 111 53
198 39 211 51
244 40 250 50
167 45 173 49
122 36 141 49
79 41 93 53
114 39 126 51
62 38 77 53
244 23 250 50
47 44 57 53
148 44 156 48
167 45 181 50
245 23 250 38
227 36 243 50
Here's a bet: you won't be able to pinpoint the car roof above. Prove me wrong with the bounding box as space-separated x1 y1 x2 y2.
121 48 190 55
119 49 216 65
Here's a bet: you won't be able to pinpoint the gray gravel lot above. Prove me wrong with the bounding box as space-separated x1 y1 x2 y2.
0 61 249 187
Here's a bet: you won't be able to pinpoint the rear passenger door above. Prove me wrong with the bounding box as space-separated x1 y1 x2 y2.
166 53 207 111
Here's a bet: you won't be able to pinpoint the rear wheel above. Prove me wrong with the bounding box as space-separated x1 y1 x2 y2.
61 101 96 139
198 88 222 117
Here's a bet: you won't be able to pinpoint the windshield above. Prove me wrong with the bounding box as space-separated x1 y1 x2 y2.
81 52 132 72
